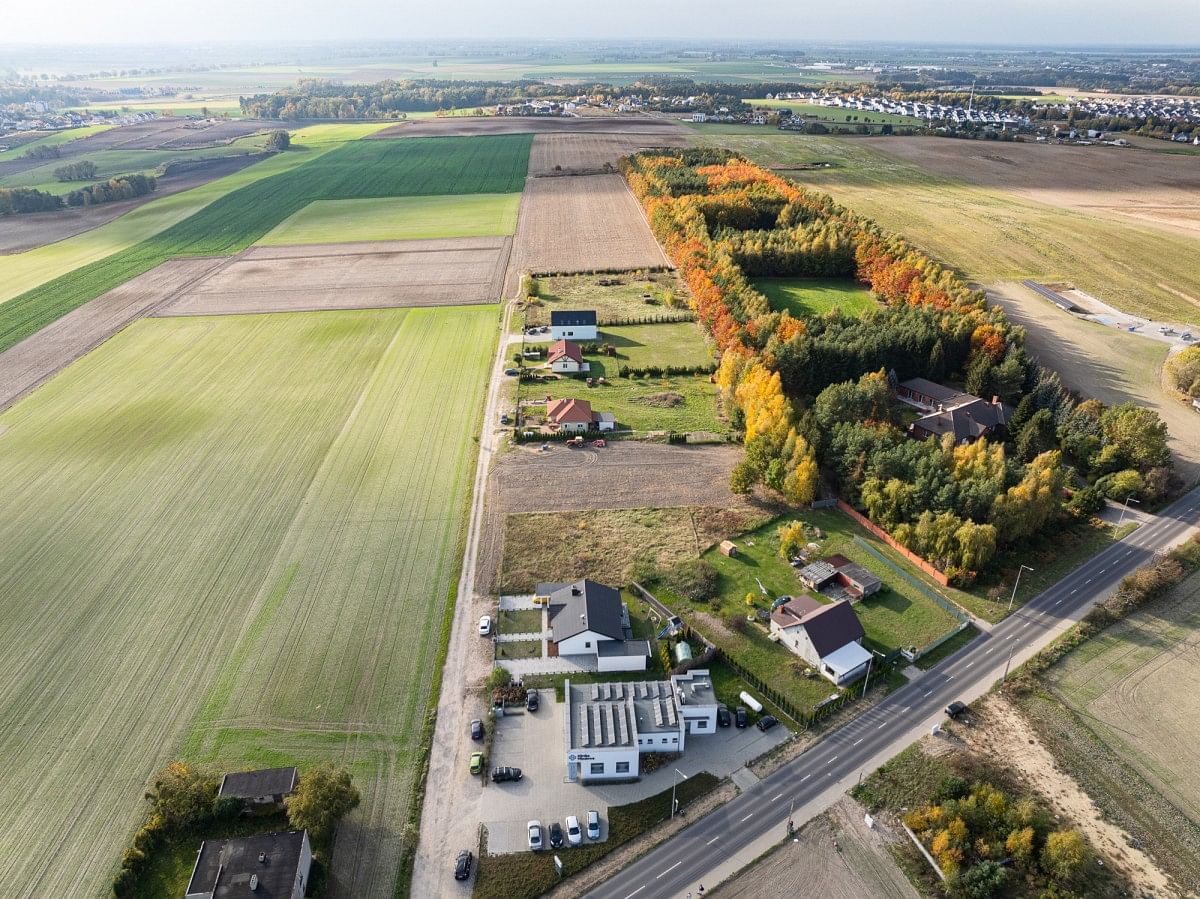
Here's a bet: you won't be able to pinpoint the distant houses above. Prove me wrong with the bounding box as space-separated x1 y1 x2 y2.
896 377 1012 444
185 829 312 899
769 597 873 685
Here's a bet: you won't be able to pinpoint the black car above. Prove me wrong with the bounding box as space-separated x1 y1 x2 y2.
548 821 564 849
735 706 748 728
454 849 473 880
756 714 779 732
946 701 968 720
526 690 539 712
716 704 731 728
470 718 483 740
492 766 523 783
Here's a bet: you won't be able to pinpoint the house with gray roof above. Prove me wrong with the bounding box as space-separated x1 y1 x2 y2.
185 830 311 899
536 579 650 672
769 599 872 685
896 377 1013 445
217 767 298 810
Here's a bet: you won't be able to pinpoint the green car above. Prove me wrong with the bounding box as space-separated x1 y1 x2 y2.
470 752 484 775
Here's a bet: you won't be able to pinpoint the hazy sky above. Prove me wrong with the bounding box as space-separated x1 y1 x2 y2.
5 0 1200 46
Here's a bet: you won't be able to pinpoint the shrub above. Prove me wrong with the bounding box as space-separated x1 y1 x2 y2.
1040 829 1089 881
663 558 718 602
264 129 291 151
1100 468 1143 500
285 764 361 846
486 666 512 690
53 160 98 181
1164 345 1200 397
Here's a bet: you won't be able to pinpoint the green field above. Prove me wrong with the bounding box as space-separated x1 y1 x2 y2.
754 277 878 319
0 123 115 161
259 192 521 245
0 133 530 353
0 303 496 895
598 321 714 369
531 364 722 433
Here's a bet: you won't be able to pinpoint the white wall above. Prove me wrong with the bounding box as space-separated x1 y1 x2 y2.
550 358 582 374
567 746 640 782
555 630 610 656
636 729 683 754
597 653 647 673
551 325 598 341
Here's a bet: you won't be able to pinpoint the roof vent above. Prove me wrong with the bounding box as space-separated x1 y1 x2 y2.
250 874 259 891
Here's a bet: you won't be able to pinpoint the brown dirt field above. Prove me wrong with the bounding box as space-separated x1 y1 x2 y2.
0 154 267 255
965 695 1177 897
862 137 1200 238
507 174 668 281
368 115 688 139
715 796 919 899
158 237 511 317
989 282 1200 483
0 257 226 411
528 132 689 175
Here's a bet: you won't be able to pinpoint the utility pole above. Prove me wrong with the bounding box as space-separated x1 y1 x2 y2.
671 767 686 819
1008 564 1034 612
1001 640 1016 684
1118 495 1141 526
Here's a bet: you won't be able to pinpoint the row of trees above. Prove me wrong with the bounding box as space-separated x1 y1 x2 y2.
54 160 98 181
0 186 62 215
0 174 156 216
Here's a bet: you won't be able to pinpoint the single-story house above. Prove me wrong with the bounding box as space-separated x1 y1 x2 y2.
564 670 719 782
897 378 1012 444
537 579 650 671
769 598 872 685
185 830 312 899
547 339 586 374
217 767 298 810
550 309 598 341
544 397 616 433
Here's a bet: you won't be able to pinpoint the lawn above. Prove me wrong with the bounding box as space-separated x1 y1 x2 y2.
524 271 686 327
258 192 522 245
496 640 542 660
753 277 878 319
0 304 496 896
497 609 543 634
598 321 714 370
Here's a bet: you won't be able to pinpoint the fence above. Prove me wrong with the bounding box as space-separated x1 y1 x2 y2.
837 500 951 586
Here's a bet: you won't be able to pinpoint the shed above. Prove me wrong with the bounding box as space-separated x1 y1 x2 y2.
718 540 738 558
673 641 694 664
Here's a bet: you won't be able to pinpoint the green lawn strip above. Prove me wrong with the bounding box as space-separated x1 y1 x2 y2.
472 773 720 899
912 624 980 670
257 192 522 245
596 321 715 370
496 640 542 660
497 609 543 635
752 277 878 319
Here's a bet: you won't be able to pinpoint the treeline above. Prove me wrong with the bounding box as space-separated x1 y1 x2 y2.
54 160 98 181
20 143 61 161
0 173 155 216
0 187 62 215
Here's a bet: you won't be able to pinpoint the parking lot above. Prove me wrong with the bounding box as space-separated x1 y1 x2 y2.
480 688 791 854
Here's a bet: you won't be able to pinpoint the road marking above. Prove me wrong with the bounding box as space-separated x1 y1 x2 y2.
1084 578 1092 585
1054 600 1062 606
656 862 682 879
963 661 973 669
622 888 646 899
877 721 888 729
707 836 720 846
771 792 784 802
923 690 933 697
852 738 863 746
945 675 953 680
985 648 994 655
1070 589 1077 594
740 813 754 823
828 755 838 762
800 773 811 782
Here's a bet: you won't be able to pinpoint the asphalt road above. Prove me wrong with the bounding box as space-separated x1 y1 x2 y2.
586 486 1200 899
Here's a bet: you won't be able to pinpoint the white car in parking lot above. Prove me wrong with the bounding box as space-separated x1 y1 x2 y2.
478 615 492 636
586 809 601 840
527 820 543 851
566 814 582 846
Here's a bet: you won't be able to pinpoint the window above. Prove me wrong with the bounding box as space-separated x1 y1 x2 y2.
584 641 591 649
616 762 630 774
590 763 604 775
671 736 678 744
662 737 669 744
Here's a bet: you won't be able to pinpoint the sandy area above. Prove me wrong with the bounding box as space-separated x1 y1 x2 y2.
507 174 668 280
966 695 1176 897
529 132 689 175
368 115 688 139
862 137 1200 238
0 257 226 411
158 237 511 316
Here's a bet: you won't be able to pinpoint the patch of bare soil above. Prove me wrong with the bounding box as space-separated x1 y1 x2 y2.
715 796 919 899
863 137 1200 238
158 237 511 316
636 391 685 407
965 694 1176 898
528 131 689 175
507 174 668 283
0 257 227 411
367 115 688 139
0 154 267 255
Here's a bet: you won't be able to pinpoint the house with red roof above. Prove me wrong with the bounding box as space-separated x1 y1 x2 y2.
547 339 587 374
545 397 616 434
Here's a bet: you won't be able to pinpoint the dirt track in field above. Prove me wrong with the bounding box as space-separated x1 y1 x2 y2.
367 115 688 139
0 257 227 411
862 137 1200 237
528 131 689 175
158 237 511 316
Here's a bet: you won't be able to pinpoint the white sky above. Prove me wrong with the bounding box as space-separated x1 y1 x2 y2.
4 0 1199 46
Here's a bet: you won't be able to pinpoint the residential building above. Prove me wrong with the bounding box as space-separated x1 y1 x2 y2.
544 397 616 433
217 767 298 810
550 310 598 341
547 339 586 374
896 377 1012 444
537 579 650 671
769 599 872 685
185 830 312 899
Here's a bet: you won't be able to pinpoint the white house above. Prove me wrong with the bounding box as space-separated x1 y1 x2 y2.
550 309 598 341
544 397 615 433
186 830 311 899
547 339 586 374
538 579 649 671
770 597 872 685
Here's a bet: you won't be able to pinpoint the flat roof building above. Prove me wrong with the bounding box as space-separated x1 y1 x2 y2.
185 830 312 899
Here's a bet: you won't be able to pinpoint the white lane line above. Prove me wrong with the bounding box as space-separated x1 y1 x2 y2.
945 675 954 680
852 738 863 746
877 721 888 729
923 690 933 697
655 862 681 879
622 887 646 899
771 792 784 802
800 773 811 782
740 813 754 823
1054 600 1062 606
963 661 973 669
828 755 838 763
1070 589 1077 594
706 836 720 846
1084 578 1092 585
985 648 994 655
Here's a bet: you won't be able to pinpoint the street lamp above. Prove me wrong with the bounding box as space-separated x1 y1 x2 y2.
671 767 687 819
1118 495 1141 526
861 648 884 699
1007 564 1035 612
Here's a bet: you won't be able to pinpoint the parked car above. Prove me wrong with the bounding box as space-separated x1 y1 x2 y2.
500 413 510 425
946 701 968 720
586 809 601 840
470 718 483 741
1183 331 1194 341
566 814 583 846
478 615 492 636
548 821 565 849
469 752 484 775
454 849 473 880
735 706 748 728
756 715 779 732
526 690 540 712
528 820 543 851
491 766 523 782
504 368 520 376
716 705 731 728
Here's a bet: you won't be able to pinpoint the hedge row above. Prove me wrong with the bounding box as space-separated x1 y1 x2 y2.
619 363 716 378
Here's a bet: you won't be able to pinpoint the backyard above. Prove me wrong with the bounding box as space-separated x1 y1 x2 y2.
523 271 684 327
753 277 878 319
598 321 714 370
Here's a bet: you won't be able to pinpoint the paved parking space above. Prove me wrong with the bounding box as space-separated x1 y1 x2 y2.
480 689 791 854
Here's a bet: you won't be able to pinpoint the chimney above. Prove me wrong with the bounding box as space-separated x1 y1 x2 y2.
258 853 267 864
991 395 1000 405
571 585 581 596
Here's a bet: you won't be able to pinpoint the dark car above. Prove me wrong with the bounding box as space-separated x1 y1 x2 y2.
548 821 565 849
526 690 540 712
454 849 473 880
492 766 523 783
716 704 731 728
470 718 483 741
946 701 968 720
756 714 779 732
735 706 748 728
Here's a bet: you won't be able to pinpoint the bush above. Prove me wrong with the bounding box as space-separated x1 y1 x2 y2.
264 129 290 151
1164 345 1200 397
663 558 718 602
285 764 361 846
1100 468 1143 501
486 666 512 690
53 160 98 181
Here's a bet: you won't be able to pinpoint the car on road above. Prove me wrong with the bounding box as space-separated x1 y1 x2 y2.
566 814 583 846
548 821 565 849
756 714 779 732
478 615 492 636
469 752 484 775
735 706 747 728
716 704 731 728
1183 331 1194 341
470 718 483 741
528 820 543 851
526 690 539 712
946 701 969 720
586 809 601 840
454 849 473 880
492 766 523 782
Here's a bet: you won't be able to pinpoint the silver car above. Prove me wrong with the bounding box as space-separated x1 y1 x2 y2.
566 814 582 846
527 820 543 851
